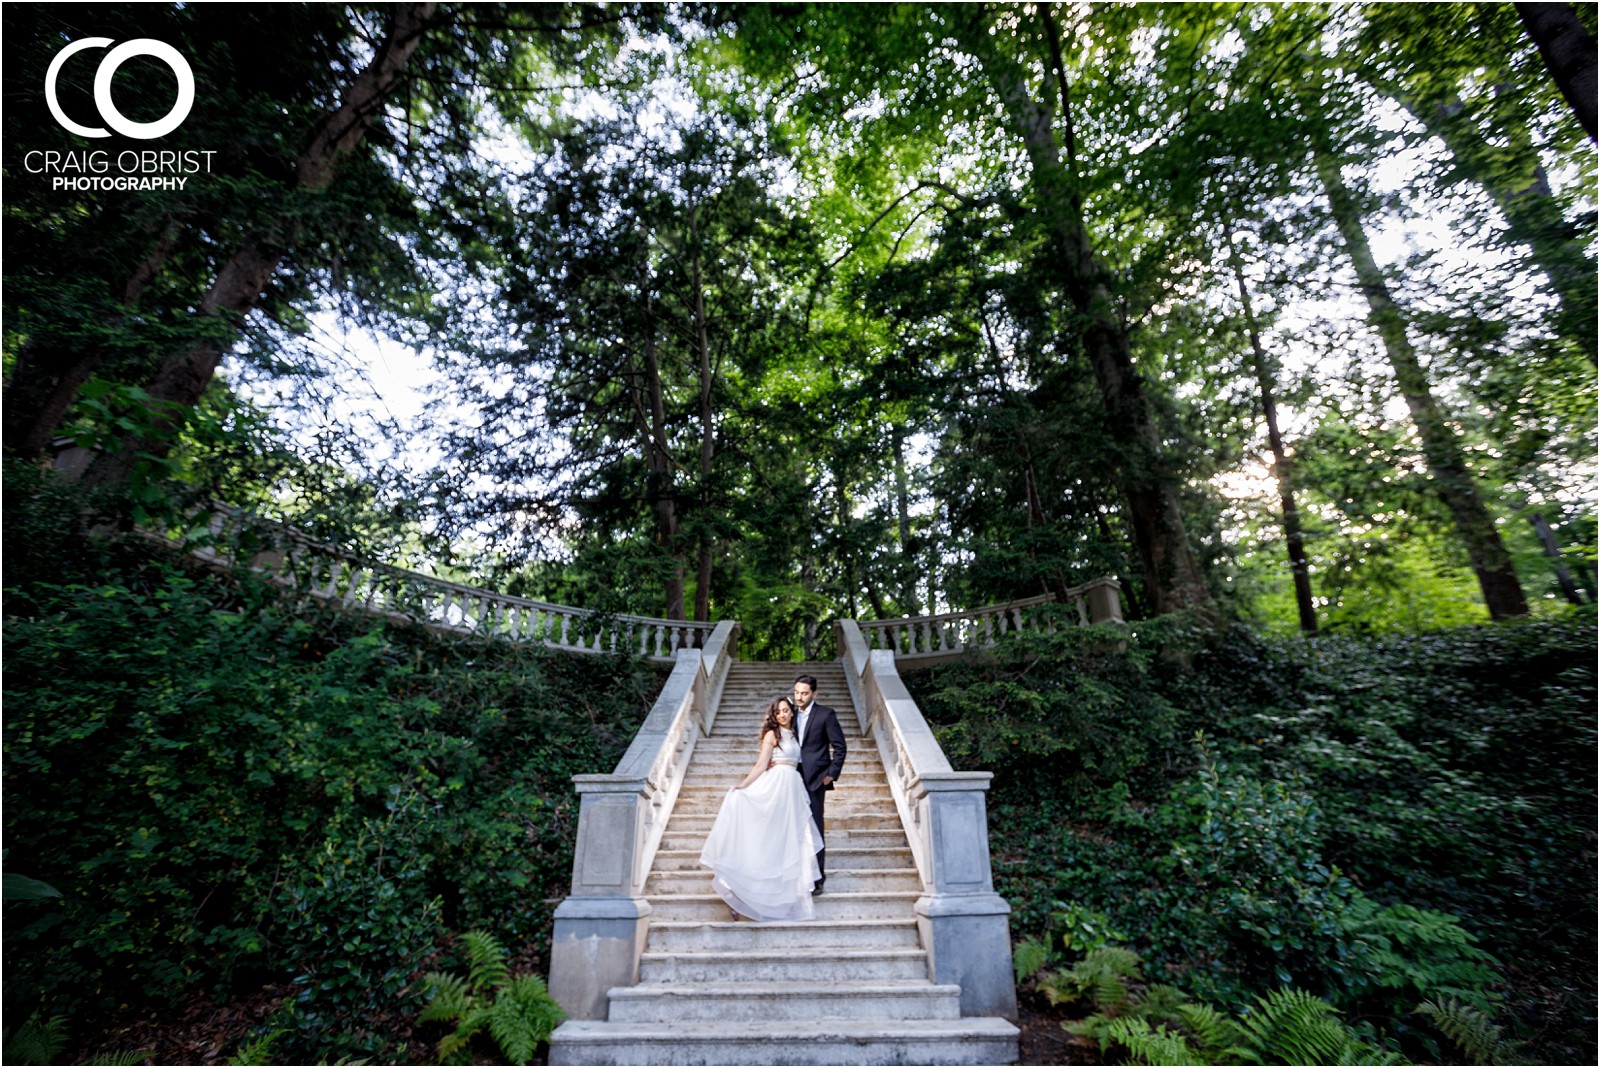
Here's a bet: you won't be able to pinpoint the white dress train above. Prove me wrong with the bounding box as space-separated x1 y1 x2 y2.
698 727 823 921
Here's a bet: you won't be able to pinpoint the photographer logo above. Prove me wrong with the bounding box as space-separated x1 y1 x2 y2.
46 37 194 139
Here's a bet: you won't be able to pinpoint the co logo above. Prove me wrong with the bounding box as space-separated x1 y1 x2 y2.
46 38 194 139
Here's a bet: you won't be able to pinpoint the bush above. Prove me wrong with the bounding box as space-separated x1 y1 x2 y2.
3 534 659 1061
914 613 1596 1063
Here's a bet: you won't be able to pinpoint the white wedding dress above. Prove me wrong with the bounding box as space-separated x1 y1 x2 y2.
699 727 823 921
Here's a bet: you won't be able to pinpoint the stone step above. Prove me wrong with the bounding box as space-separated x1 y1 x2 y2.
657 829 909 852
645 891 922 923
606 981 963 1024
680 762 883 780
645 918 924 953
692 738 871 751
680 762 888 779
672 787 894 808
548 1018 1020 1066
666 811 902 832
651 846 914 872
646 867 922 897
638 947 929 983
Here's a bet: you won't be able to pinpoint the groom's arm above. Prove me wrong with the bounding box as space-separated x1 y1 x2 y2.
823 709 847 784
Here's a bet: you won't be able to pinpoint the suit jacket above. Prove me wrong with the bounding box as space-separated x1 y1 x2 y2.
797 702 847 794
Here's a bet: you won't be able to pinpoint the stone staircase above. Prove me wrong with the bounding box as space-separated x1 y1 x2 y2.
547 662 1019 1065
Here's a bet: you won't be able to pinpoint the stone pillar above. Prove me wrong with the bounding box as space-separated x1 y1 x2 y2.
546 776 651 1021
913 773 1018 1020
1086 577 1124 624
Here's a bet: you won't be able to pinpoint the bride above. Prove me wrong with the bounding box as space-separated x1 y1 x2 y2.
699 696 823 921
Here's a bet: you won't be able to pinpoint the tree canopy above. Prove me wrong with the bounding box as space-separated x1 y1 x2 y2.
5 2 1594 639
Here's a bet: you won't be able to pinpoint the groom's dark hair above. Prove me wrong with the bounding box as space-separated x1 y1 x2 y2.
794 674 818 690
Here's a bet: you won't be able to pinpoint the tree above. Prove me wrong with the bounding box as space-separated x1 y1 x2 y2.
1515 1 1598 141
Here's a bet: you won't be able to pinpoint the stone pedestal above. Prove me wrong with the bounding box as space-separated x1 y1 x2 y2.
547 895 652 1021
547 777 652 1020
913 773 1018 1020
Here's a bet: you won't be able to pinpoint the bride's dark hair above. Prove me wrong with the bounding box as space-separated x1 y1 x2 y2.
759 697 794 745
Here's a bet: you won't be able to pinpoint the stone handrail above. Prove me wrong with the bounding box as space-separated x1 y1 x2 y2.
166 504 714 662
858 578 1123 662
547 620 740 1020
836 618 1018 1019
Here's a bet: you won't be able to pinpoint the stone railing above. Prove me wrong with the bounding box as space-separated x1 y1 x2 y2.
547 621 740 1020
858 578 1123 663
161 504 714 662
836 618 1017 1020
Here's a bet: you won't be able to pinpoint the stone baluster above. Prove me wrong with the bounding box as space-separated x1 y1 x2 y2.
835 628 1016 1022
549 642 724 1021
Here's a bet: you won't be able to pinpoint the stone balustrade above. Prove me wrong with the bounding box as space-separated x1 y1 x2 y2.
163 504 714 662
836 618 1017 1020
547 621 740 1020
858 578 1123 663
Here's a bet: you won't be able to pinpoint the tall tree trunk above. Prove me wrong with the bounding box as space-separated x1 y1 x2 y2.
836 476 858 618
1390 88 1596 361
639 277 686 620
689 199 716 626
1527 511 1585 604
1314 147 1530 620
977 299 1069 601
1515 2 1598 141
81 2 437 489
965 6 1213 618
6 218 184 459
891 429 918 614
1229 250 1318 632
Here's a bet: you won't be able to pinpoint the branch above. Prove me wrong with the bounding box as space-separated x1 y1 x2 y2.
824 181 980 270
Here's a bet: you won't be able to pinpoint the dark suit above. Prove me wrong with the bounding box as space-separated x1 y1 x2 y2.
796 702 847 886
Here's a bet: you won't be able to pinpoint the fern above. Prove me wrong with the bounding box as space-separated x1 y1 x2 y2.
224 1028 285 1066
417 930 566 1066
1234 988 1406 1066
1040 944 1142 1010
1104 1016 1201 1066
419 972 473 1023
3 1012 69 1065
1417 998 1523 1066
463 930 511 994
82 1052 151 1066
1178 1001 1250 1061
1013 936 1051 983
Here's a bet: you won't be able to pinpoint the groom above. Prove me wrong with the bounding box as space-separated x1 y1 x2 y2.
792 674 847 894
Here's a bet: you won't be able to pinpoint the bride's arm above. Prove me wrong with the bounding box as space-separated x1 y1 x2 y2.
735 731 777 790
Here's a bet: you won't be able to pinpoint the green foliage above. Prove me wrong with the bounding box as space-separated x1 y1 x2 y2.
1012 936 1052 984
226 1029 286 1066
3 874 62 901
1233 989 1405 1066
418 930 566 1066
1415 998 1525 1066
1039 945 1143 1013
1098 1016 1203 1066
1055 940 1400 1065
2 1012 68 1065
923 615 1593 1061
3 526 653 1061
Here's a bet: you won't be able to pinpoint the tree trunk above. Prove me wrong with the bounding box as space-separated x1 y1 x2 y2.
891 429 918 614
965 7 1213 619
81 2 437 489
1229 250 1318 632
1392 88 1596 361
6 218 184 459
1527 511 1585 604
640 277 686 620
1315 147 1529 620
689 198 716 626
1515 2 1597 141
